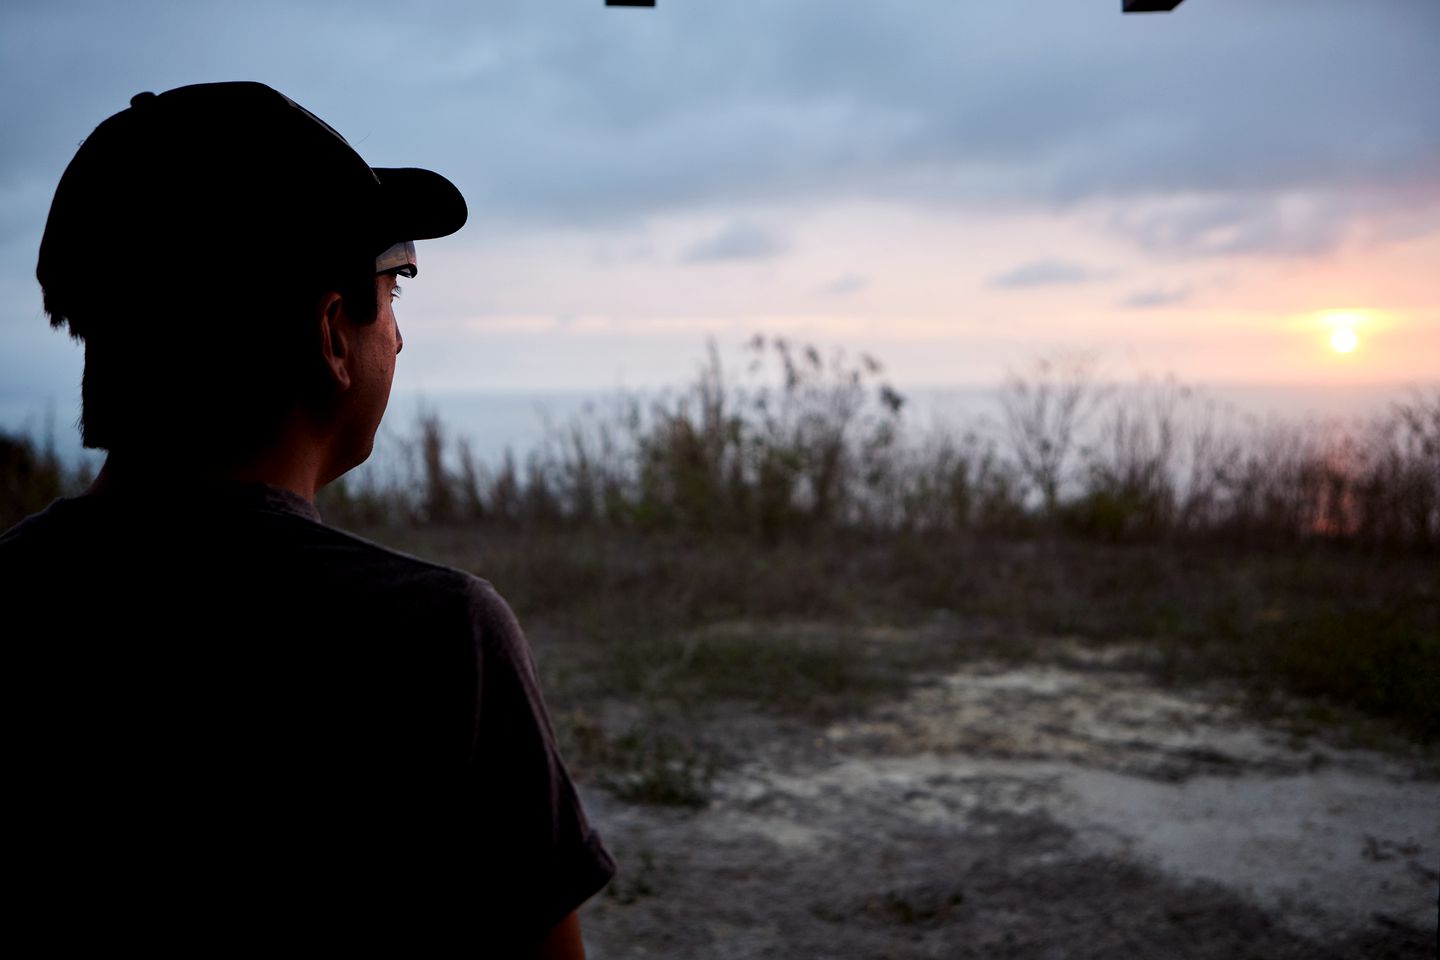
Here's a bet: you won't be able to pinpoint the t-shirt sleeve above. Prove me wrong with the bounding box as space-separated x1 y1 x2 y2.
459 576 617 947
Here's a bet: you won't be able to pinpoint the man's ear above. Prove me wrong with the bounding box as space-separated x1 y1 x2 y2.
317 291 352 391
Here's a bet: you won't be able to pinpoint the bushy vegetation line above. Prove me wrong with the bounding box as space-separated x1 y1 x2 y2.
321 338 1439 550
8 338 1434 549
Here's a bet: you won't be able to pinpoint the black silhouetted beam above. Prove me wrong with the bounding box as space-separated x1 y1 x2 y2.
606 1 656 6
1123 0 1185 11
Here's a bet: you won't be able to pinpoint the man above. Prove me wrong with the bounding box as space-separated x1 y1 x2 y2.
1 82 614 957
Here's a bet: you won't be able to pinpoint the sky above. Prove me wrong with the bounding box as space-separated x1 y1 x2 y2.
2 0 1437 439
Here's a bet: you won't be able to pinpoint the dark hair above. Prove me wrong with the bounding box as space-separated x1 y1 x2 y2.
41 251 379 457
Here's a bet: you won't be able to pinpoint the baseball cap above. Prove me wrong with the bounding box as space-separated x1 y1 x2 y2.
37 81 466 296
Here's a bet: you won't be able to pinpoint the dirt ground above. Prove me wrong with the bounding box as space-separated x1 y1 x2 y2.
571 639 1439 959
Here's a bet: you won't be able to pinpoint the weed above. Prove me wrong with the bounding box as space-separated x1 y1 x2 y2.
605 848 660 905
591 725 717 809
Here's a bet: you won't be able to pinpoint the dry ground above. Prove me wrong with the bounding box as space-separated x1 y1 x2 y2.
550 633 1437 959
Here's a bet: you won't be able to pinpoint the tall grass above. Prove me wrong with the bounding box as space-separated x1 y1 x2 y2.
3 338 1435 550
317 338 1439 551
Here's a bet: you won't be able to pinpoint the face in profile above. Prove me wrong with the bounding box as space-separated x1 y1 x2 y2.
331 272 405 478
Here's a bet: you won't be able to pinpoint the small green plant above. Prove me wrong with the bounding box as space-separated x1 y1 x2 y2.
592 725 717 809
605 848 660 905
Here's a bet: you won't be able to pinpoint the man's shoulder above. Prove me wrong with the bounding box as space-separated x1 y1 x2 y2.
297 520 506 610
208 508 517 635
0 498 65 547
0 490 515 636
264 519 532 659
0 497 92 571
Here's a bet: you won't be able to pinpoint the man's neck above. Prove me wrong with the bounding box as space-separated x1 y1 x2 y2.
86 446 330 503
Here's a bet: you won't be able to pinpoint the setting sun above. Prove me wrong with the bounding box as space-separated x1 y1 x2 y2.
1311 308 1376 359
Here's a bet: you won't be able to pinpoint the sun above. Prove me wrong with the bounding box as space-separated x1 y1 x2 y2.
1313 309 1373 356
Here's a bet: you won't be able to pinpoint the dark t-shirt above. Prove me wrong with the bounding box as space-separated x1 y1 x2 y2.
0 482 614 953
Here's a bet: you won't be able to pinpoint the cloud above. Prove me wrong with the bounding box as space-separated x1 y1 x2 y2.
817 272 867 297
592 241 656 266
683 221 788 263
1108 194 1350 259
988 259 1111 289
2 0 1438 253
1120 286 1191 309
1106 187 1440 259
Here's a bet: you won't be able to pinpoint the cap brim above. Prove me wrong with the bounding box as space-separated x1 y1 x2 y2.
373 167 468 244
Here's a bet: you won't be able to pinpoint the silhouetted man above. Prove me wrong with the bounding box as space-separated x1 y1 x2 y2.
1 82 614 958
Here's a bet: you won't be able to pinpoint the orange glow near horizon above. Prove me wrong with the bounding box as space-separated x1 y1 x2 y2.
1316 309 1373 330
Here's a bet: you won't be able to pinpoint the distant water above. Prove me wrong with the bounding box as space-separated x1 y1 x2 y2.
2 381 1433 476
378 382 1434 461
